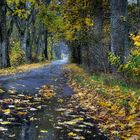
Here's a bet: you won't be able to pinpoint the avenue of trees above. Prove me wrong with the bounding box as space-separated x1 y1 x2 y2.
0 0 140 80
0 0 61 68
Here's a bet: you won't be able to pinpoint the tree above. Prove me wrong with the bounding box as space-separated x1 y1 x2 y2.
0 0 10 68
137 0 140 6
110 0 128 66
90 0 105 72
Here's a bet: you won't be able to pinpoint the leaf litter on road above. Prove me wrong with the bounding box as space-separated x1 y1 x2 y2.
0 84 56 133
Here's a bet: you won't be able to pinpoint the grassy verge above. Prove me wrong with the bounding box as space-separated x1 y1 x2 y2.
91 73 140 95
64 64 140 140
0 61 50 76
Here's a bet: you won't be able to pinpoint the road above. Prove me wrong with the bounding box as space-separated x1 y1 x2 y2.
0 58 72 96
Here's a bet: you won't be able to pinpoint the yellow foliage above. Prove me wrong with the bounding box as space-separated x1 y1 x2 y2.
65 30 74 41
120 32 140 82
132 33 140 47
85 17 94 27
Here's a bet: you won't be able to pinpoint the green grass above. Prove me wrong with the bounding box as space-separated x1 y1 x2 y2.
91 73 140 95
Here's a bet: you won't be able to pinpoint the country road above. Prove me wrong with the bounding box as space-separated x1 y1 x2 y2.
0 58 73 97
0 58 108 140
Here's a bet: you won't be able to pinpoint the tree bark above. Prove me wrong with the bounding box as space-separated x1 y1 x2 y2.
69 40 81 64
137 0 140 7
0 0 10 68
26 28 32 63
20 30 27 62
44 29 48 60
90 0 105 72
20 27 32 64
34 28 41 62
50 34 54 60
110 0 128 64
81 39 90 69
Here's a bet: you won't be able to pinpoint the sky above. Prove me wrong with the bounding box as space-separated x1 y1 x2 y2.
128 0 137 3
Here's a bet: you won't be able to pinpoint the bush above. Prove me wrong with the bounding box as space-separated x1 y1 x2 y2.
120 33 140 82
108 32 140 83
10 42 24 66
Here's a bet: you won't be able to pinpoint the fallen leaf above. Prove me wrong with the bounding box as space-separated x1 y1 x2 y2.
68 132 77 137
40 130 48 133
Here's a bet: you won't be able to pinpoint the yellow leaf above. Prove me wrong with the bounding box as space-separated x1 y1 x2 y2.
0 121 11 125
40 130 48 133
2 109 11 115
126 114 137 121
98 101 111 107
68 132 77 137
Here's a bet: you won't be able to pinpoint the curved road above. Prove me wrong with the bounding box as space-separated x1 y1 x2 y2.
0 58 73 96
0 58 75 140
0 58 107 140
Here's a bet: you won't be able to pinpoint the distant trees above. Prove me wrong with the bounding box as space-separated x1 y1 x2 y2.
61 0 107 71
0 0 63 68
9 0 53 64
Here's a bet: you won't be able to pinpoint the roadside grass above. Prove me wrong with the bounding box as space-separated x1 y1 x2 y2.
64 64 140 139
0 61 50 76
91 73 140 96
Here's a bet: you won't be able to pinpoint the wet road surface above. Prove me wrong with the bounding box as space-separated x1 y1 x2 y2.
0 58 72 97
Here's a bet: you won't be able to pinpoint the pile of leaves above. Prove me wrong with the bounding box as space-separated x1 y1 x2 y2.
39 85 56 99
64 64 140 140
0 85 55 132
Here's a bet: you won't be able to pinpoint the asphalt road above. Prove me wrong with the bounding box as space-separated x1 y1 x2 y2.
0 58 73 96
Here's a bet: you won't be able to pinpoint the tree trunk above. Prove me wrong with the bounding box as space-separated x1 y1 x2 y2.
26 28 32 63
20 28 32 64
90 0 105 72
0 0 10 68
88 0 108 72
30 16 36 62
81 41 90 69
34 31 40 62
50 35 54 60
69 40 81 64
44 29 48 60
20 31 27 62
110 0 128 65
137 0 140 7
